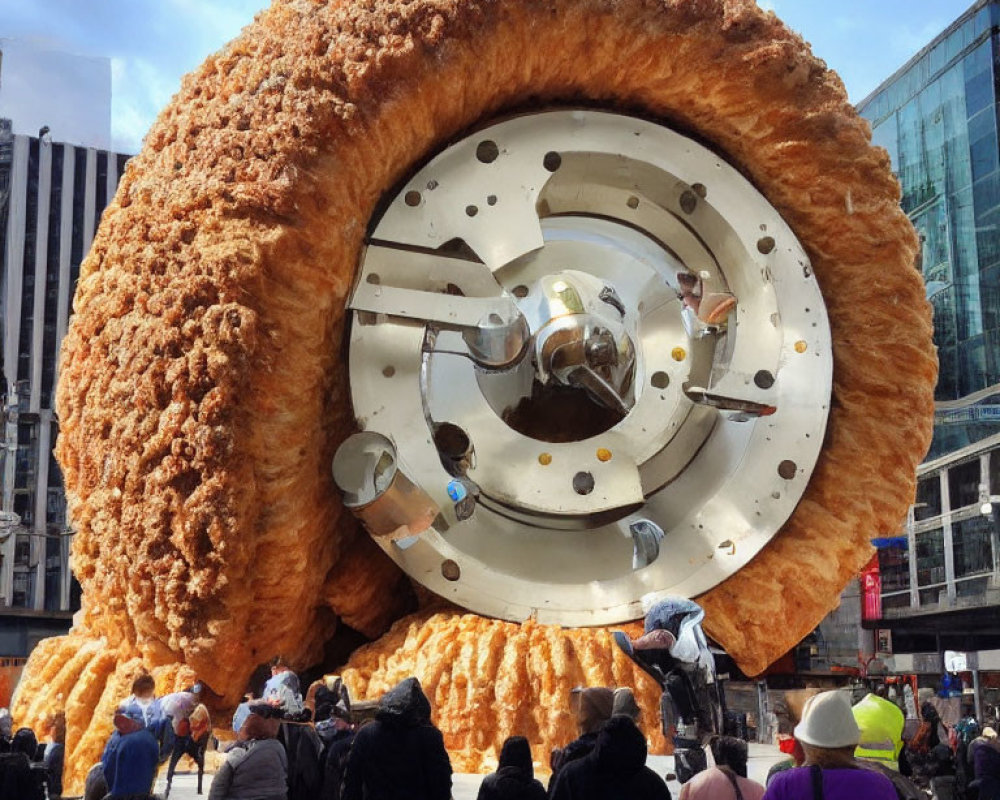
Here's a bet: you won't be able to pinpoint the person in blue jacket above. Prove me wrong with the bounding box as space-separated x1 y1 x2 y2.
101 706 160 800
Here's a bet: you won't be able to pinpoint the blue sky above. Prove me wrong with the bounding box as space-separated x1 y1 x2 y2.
0 0 980 153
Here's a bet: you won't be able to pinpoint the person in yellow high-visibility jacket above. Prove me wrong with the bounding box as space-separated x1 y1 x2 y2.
853 693 905 770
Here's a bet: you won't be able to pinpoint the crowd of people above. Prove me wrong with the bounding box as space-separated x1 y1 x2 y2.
6 660 1000 800
0 706 64 799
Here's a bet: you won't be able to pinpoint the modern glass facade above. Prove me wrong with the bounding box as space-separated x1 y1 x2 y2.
858 2 1000 457
857 1 1000 638
860 2 1000 457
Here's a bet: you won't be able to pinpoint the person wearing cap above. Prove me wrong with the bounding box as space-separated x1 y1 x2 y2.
549 687 615 783
101 707 160 800
680 736 765 800
762 690 896 800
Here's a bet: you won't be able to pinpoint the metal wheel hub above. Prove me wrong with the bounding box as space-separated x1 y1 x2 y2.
335 110 832 625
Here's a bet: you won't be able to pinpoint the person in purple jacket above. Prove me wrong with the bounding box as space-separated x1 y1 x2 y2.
763 691 896 800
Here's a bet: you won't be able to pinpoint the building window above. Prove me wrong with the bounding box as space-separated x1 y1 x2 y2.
916 527 946 586
953 515 994 577
948 459 981 509
916 474 943 519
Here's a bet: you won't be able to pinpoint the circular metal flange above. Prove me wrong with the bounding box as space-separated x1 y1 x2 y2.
343 109 832 626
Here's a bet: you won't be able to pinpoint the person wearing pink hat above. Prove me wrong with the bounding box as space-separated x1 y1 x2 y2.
762 691 896 800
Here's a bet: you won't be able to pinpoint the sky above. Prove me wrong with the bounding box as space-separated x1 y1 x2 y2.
0 0 982 154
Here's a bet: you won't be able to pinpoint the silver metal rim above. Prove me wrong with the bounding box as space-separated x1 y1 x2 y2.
341 109 832 625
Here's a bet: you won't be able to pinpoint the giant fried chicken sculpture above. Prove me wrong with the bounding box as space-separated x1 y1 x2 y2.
13 0 935 791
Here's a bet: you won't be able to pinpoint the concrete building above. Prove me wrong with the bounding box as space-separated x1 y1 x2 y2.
852 0 1000 717
0 39 129 656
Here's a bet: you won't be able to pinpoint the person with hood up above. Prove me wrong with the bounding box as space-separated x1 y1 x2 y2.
549 687 615 784
762 691 896 800
341 676 452 800
679 736 764 800
209 711 288 800
549 715 670 800
477 736 547 800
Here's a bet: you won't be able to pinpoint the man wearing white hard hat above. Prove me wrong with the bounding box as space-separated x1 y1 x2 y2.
763 691 897 799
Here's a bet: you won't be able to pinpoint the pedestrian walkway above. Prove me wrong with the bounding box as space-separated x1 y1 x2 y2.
153 743 785 799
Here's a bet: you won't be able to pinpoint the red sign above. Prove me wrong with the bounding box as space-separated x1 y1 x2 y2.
861 553 882 621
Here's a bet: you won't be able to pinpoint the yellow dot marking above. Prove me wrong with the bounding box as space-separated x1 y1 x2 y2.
671 347 687 362
597 448 612 462
795 340 808 353
538 453 552 466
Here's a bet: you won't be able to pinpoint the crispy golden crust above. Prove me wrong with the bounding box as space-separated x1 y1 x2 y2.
15 0 934 788
341 610 668 772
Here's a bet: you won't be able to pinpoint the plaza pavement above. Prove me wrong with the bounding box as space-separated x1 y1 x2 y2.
153 742 787 799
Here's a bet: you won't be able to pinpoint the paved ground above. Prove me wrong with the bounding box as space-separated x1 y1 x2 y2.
153 743 786 799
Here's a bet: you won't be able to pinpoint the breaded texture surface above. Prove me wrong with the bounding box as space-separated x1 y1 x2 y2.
14 0 934 790
341 609 669 772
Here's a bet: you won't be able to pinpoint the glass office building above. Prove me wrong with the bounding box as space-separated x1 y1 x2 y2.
0 118 129 653
860 2 1000 456
857 1 1000 651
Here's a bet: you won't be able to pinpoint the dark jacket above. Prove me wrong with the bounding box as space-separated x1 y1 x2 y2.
279 722 324 800
549 717 671 800
0 751 43 800
478 736 546 800
316 720 355 800
341 677 452 800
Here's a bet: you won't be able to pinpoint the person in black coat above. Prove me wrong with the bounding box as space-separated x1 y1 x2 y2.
341 677 452 800
548 716 671 800
477 736 546 800
549 686 614 788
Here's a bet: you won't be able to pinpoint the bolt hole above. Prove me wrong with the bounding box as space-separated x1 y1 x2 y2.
754 370 775 389
512 285 529 298
627 195 640 209
465 204 479 217
543 151 562 172
651 371 670 389
382 366 396 378
366 273 381 285
679 190 697 214
404 190 421 207
487 195 497 206
692 182 707 199
426 179 439 190
778 460 797 480
757 236 776 254
476 140 500 163
573 471 595 495
433 422 471 460
487 312 504 325
441 559 461 581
